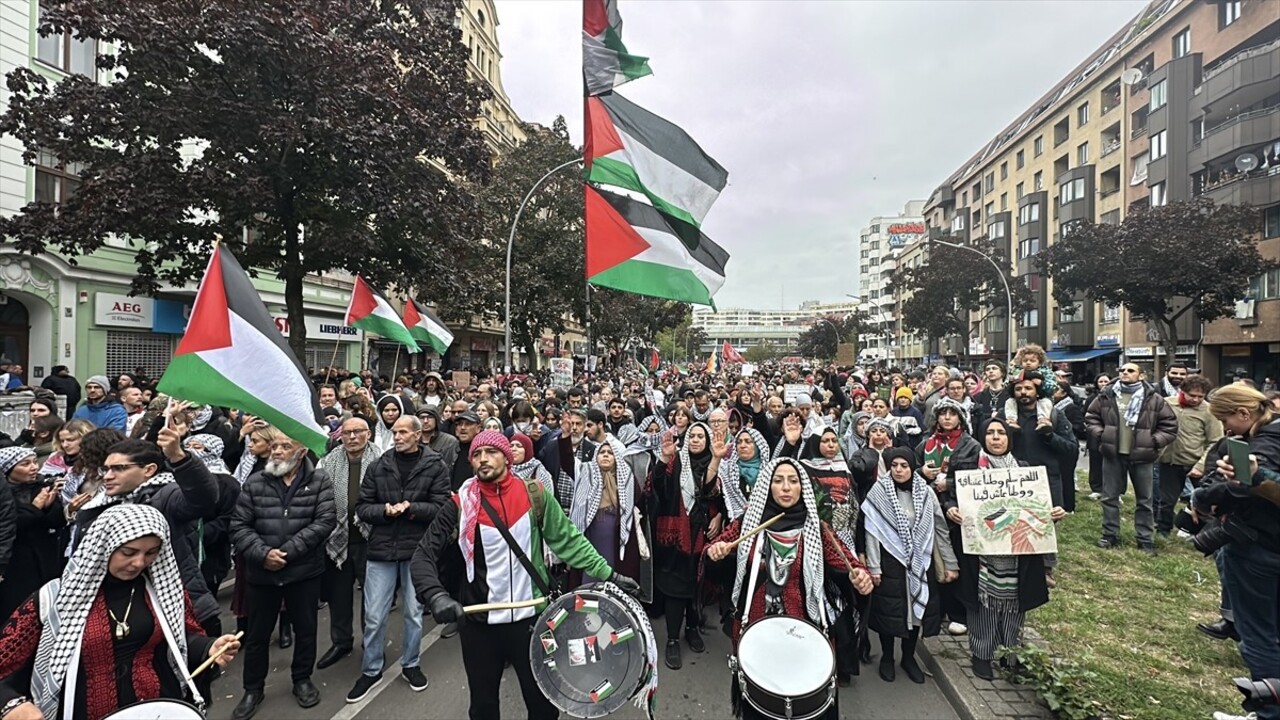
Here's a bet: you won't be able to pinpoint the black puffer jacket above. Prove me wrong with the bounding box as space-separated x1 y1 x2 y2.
231 459 336 586
1084 383 1178 463
356 447 451 562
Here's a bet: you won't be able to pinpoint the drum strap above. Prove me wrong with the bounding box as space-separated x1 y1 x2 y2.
479 495 556 600
741 536 764 627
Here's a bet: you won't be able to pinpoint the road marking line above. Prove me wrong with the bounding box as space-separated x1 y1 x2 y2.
326 623 446 720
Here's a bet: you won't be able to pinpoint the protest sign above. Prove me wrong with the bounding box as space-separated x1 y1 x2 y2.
783 383 809 403
741 363 757 377
550 358 574 388
954 465 1057 555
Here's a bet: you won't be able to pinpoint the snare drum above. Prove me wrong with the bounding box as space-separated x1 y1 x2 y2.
530 584 657 718
733 615 835 720
103 699 204 719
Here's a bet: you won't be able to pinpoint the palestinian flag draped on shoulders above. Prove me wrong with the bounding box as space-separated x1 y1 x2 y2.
157 246 328 454
583 0 651 96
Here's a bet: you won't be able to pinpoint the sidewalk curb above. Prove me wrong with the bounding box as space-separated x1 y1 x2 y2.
918 631 1053 720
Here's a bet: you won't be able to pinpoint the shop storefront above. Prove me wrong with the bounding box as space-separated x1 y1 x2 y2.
1122 343 1200 376
94 292 178 378
269 312 364 371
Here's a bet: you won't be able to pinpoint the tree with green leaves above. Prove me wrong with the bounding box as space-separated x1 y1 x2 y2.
743 341 780 364
890 233 1034 362
796 312 865 360
476 117 585 364
588 288 690 367
1039 198 1277 365
654 310 707 363
0 0 490 359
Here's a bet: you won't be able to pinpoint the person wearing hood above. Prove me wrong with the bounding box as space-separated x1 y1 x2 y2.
372 395 410 455
861 447 958 684
706 457 873 720
418 373 448 410
850 417 897 502
415 405 459 471
70 375 127 432
952 418 1063 680
0 447 64 620
650 421 725 670
841 410 871 460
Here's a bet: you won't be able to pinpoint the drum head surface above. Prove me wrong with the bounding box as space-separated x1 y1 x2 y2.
531 589 650 717
103 699 204 720
738 616 834 696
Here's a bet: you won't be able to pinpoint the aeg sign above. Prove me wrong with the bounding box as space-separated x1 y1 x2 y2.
94 293 154 329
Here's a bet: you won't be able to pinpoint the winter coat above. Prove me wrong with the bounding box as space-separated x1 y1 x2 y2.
1084 383 1178 463
0 484 14 579
864 493 956 638
356 447 451 562
1159 397 1224 468
1197 418 1280 553
39 374 80 413
70 399 127 432
0 482 65 619
231 459 337 586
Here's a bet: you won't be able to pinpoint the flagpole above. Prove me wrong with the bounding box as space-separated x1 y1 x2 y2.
504 158 582 375
323 337 341 386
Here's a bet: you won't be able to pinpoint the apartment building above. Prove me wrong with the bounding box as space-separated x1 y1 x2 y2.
856 201 926 363
914 0 1278 384
692 300 863 357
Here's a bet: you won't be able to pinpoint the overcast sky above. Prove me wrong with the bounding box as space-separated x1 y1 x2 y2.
493 0 1147 310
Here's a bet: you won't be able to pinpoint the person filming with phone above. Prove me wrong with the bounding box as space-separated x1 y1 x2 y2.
0 447 64 620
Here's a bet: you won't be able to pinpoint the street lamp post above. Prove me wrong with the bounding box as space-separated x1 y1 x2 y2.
504 158 582 374
932 239 1014 364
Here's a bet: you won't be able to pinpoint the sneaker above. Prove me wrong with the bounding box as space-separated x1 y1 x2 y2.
685 627 706 653
1212 712 1257 720
1176 529 1193 540
346 673 383 704
1087 492 1102 501
401 666 429 692
946 622 968 636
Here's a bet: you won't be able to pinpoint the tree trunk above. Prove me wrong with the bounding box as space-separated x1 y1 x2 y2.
1157 315 1180 379
283 219 307 364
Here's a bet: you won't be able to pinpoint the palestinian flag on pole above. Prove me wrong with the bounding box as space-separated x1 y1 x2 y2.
346 275 420 353
585 185 728 306
403 298 454 354
583 0 651 96
157 246 327 454
585 93 727 229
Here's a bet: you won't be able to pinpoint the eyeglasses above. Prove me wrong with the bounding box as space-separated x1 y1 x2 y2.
100 463 140 475
1120 368 1140 374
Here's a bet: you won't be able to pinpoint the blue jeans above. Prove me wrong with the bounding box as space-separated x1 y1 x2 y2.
1220 541 1280 719
361 559 423 676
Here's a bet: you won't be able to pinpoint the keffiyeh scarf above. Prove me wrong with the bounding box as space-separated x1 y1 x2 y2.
1114 381 1147 429
233 438 259 485
719 428 772 522
677 422 715 513
32 504 193 720
570 436 635 559
861 472 939 624
318 444 379 567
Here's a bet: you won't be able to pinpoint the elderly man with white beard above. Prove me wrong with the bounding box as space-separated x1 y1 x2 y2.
230 433 337 720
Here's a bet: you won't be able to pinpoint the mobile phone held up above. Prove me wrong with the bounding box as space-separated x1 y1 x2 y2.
1225 437 1254 484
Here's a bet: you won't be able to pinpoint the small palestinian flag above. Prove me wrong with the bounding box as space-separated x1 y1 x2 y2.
345 275 420 352
546 607 569 631
590 679 615 703
609 626 635 645
583 0 651 96
157 246 327 454
575 596 600 613
403 298 454 354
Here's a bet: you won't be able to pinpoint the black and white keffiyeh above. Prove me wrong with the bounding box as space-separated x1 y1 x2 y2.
233 437 258 485
78 471 178 514
730 458 827 629
570 436 635 559
860 471 939 625
318 443 379 567
183 433 229 475
719 428 772 522
512 457 554 490
32 504 191 720
0 446 36 476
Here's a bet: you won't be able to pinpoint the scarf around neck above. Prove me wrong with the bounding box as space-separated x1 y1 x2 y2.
720 428 772 522
318 444 380 566
1114 380 1147 429
923 428 963 469
570 436 635 559
861 473 938 623
677 422 714 512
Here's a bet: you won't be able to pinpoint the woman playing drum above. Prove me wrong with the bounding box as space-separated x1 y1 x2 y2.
706 458 873 720
0 504 241 720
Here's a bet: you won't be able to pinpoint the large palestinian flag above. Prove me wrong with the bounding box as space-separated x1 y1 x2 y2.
157 246 328 454
403 298 454 354
585 93 727 229
583 0 651 96
585 185 728 306
346 275 420 353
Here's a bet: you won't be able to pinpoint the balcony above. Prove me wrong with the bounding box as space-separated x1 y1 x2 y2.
1101 136 1122 157
1191 102 1280 153
1194 165 1280 206
1101 82 1122 116
1199 37 1280 104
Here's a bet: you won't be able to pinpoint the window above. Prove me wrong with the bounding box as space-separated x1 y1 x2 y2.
1078 102 1090 127
1022 309 1040 328
1016 182 1025 199
1054 117 1070 147
985 202 995 219
1000 162 1009 180
1058 302 1083 324
1149 80 1167 111
1150 181 1167 207
1220 0 1242 28
1034 136 1044 157
951 215 965 232
1102 304 1121 323
986 313 1007 333
988 220 1007 239
1026 274 1042 292
1019 238 1041 258
972 182 981 199
1077 142 1090 165
1251 269 1280 300
1034 171 1044 191
1149 130 1167 161
985 173 995 194
1173 28 1191 59
1016 150 1025 169
1060 178 1086 204
35 1 96 77
34 148 83 206
1265 206 1280 238
1000 192 1008 211
1019 203 1041 224
1101 209 1121 225
961 191 968 206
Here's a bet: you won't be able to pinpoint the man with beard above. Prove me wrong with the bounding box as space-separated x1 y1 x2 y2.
347 417 449 702
316 416 379 670
230 435 337 719
449 410 482 491
605 397 640 446
1158 362 1189 398
120 386 148 437
417 405 459 471
690 389 713 422
1008 374 1079 586
71 374 127 431
584 408 609 446
411 431 639 720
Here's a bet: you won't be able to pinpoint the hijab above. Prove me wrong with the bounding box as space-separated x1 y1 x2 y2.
677 422 714 512
719 428 773 521
977 418 1020 470
570 436 636 558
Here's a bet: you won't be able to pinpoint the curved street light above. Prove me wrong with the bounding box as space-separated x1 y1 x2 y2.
932 238 1014 364
504 158 583 373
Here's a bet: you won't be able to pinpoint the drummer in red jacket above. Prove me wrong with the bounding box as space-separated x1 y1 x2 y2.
707 457 873 720
411 431 640 720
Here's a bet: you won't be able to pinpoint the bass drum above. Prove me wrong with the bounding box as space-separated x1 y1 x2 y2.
103 699 204 720
734 615 835 720
530 583 657 718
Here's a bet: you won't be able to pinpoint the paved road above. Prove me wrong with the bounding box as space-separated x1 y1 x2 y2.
207 589 959 720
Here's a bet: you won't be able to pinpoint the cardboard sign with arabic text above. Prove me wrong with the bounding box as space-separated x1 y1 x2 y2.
954 465 1058 555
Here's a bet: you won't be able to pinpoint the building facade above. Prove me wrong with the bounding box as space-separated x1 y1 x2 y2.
910 0 1278 385
692 300 863 358
856 201 926 363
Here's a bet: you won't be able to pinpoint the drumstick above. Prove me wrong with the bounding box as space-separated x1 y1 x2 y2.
191 630 243 679
822 525 858 576
463 597 548 614
724 513 785 551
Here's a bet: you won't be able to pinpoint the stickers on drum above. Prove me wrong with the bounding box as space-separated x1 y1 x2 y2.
530 583 658 718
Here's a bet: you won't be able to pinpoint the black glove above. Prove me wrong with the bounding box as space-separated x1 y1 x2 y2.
427 592 464 624
611 573 642 598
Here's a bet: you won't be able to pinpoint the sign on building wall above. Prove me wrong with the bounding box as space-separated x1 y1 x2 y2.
886 222 926 249
94 293 153 329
